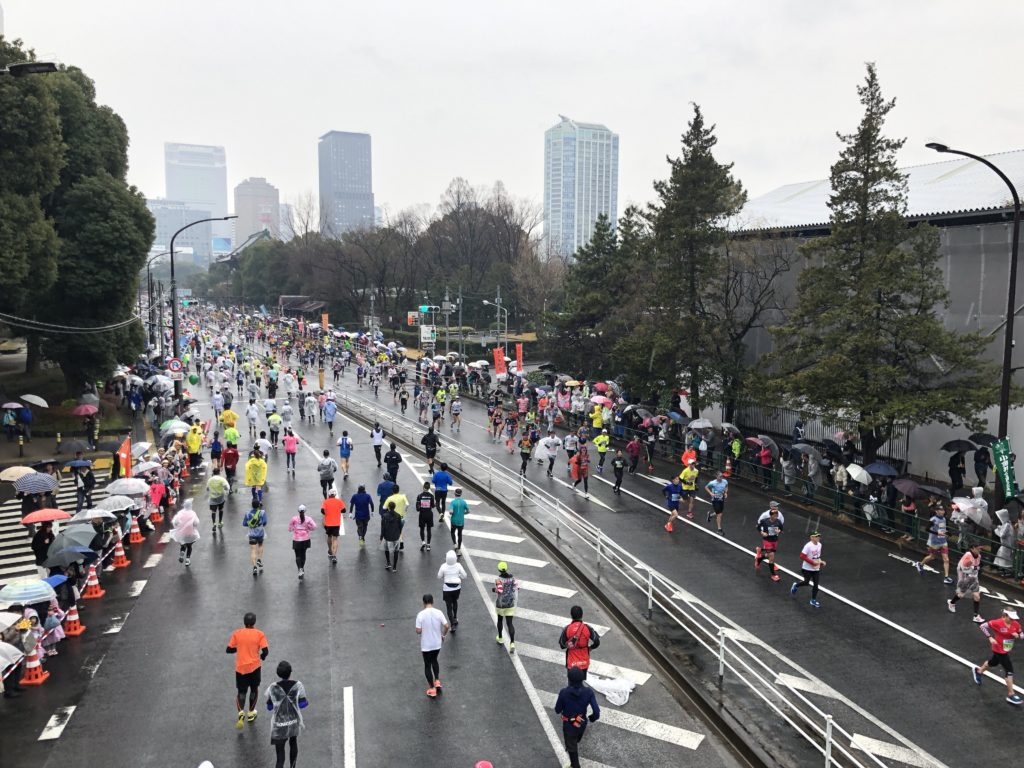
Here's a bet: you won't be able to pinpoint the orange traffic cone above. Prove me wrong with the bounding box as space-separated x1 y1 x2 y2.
111 538 131 569
181 461 190 479
19 646 50 686
63 604 86 636
149 505 164 525
724 456 732 478
129 516 144 545
82 564 105 600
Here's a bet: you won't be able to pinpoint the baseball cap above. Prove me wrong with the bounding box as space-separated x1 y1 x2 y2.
328 488 337 496
298 504 306 512
810 531 822 538
497 561 508 572
1005 608 1020 620
769 501 780 508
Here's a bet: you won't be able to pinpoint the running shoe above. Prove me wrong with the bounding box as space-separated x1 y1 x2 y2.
947 599 956 613
256 559 264 570
915 562 924 574
178 553 184 563
426 544 431 551
972 615 985 624
420 543 426 552
496 635 503 645
358 540 365 548
426 687 437 698
686 512 694 519
252 566 258 577
434 679 442 689
706 510 713 523
809 600 821 608
790 583 798 596
509 642 516 654
247 711 257 723
755 547 762 570
298 569 304 580
972 667 982 685
1008 694 1023 706
236 711 245 730
664 522 673 533
184 558 190 567
943 576 954 585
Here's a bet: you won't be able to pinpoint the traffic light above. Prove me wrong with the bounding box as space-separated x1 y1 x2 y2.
419 305 439 313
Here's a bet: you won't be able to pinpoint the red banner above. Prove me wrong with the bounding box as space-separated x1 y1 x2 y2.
321 313 329 331
492 347 506 376
515 343 523 374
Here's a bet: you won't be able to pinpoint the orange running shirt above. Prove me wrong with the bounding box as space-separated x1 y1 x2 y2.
321 497 346 527
227 627 268 674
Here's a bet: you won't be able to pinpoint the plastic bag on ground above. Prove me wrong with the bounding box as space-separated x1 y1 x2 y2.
587 673 636 706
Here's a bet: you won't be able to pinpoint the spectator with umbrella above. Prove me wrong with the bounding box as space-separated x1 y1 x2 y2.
974 446 993 488
948 451 967 495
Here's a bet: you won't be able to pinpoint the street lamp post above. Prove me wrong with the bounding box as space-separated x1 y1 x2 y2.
927 143 1022 503
482 299 509 355
169 216 236 397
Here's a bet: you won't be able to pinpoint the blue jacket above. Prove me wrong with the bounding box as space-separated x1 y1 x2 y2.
554 681 600 726
432 470 453 492
376 480 395 513
350 492 374 521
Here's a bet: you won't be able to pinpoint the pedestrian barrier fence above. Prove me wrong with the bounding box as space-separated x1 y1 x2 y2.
335 390 907 768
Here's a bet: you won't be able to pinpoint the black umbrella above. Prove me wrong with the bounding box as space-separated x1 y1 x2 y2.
822 438 842 455
58 439 90 454
537 363 557 371
941 439 976 453
95 439 121 452
892 478 919 497
969 433 998 447
918 484 950 500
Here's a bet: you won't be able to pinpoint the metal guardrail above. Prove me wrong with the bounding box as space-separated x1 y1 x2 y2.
335 389 906 768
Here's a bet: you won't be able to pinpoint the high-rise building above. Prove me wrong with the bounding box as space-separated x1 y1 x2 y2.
164 142 228 238
279 203 295 242
318 131 374 234
543 115 619 258
234 177 280 243
146 199 213 266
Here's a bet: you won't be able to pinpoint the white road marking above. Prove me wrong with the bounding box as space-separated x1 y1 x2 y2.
513 607 610 635
37 706 76 741
462 548 548 569
143 553 162 568
851 734 944 768
127 580 147 597
549 477 616 511
475 574 576 598
82 653 105 679
462 529 525 544
459 512 503 523
104 615 126 634
775 672 839 698
343 685 356 768
158 532 172 544
517 643 651 686
536 690 703 749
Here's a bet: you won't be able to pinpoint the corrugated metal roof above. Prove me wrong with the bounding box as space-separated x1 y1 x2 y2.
737 149 1024 231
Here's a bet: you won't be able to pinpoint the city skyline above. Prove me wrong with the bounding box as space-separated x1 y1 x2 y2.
4 1 1022 223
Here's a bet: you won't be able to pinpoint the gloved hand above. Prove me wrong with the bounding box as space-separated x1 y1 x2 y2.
588 713 599 723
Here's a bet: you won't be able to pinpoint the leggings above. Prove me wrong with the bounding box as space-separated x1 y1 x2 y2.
520 455 531 473
293 539 310 569
443 589 460 625
422 649 440 685
356 519 368 540
286 452 295 469
419 522 432 543
179 543 193 558
273 736 298 768
497 615 515 642
547 457 556 474
450 524 463 548
573 476 589 493
211 505 224 524
794 569 820 599
435 491 448 514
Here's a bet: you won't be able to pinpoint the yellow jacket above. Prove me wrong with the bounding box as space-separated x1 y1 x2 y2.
185 426 203 454
592 434 610 453
245 456 268 487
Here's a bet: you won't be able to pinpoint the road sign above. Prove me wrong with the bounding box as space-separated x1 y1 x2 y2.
167 358 183 373
177 288 192 297
168 371 184 381
407 312 420 327
420 325 436 343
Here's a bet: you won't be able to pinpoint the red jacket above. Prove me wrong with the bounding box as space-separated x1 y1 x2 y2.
559 620 601 670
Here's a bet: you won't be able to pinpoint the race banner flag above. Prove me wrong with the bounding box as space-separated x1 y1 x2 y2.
117 436 132 478
993 438 1017 499
515 342 523 373
322 313 329 331
492 347 506 376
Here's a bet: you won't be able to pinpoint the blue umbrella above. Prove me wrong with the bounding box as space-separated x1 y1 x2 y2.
43 574 68 588
667 412 685 424
864 461 898 477
0 578 57 606
64 459 93 468
13 471 58 494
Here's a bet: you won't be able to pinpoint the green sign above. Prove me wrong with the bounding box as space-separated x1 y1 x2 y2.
992 437 1017 499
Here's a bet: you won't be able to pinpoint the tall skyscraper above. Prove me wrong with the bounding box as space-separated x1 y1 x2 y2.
543 115 619 258
318 131 374 234
146 199 213 266
234 177 280 243
164 142 228 238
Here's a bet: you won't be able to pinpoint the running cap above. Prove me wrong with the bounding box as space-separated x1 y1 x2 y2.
1005 608 1020 620
810 531 822 538
687 458 696 464
298 504 306 512
602 429 608 434
497 561 508 572
328 488 337 496
769 501 780 509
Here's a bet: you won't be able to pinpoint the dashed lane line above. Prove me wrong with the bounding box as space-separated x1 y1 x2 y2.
516 642 649 686
475 573 576 598
536 689 703 749
461 529 525 544
512 607 609 635
143 553 162 568
126 580 147 597
37 706 76 741
461 548 549 569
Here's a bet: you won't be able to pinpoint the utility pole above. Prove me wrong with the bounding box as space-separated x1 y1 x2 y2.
496 285 504 354
369 293 376 338
443 285 451 356
157 281 165 358
457 285 464 360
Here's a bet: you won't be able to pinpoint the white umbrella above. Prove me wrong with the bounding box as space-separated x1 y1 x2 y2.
107 478 150 496
845 463 871 485
128 374 144 386
96 495 139 511
20 394 48 408
688 418 714 430
131 442 152 458
0 641 23 668
0 612 22 632
67 509 117 523
134 461 161 474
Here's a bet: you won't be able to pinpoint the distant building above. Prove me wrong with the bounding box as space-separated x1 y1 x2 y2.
146 199 213 266
543 115 619 258
318 131 374 234
374 205 385 227
0 3 6 37
234 177 280 243
165 142 228 237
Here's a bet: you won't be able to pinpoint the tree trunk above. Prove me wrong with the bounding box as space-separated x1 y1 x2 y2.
689 363 701 419
24 334 42 374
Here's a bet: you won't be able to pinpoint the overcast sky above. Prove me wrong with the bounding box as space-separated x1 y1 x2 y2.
5 1 1022 218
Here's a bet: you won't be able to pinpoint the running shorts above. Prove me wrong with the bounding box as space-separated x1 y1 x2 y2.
761 540 778 552
248 536 265 546
927 543 949 555
681 489 695 498
324 525 340 537
235 668 261 692
988 651 1014 675
711 499 725 513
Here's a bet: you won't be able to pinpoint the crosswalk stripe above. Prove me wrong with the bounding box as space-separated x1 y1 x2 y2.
475 574 576 598
513 607 610 635
461 548 548 569
851 734 941 768
0 563 38 578
516 643 651 685
462 530 525 544
461 513 503 523
536 690 702 749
